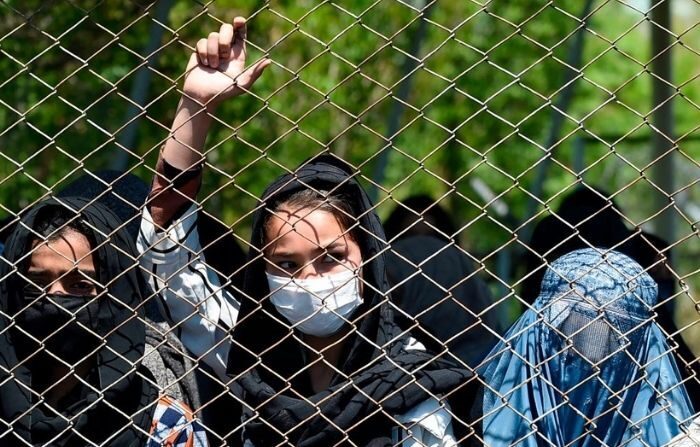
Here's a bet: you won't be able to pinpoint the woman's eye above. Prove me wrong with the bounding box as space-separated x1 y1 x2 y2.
323 252 344 264
277 261 297 271
69 281 97 295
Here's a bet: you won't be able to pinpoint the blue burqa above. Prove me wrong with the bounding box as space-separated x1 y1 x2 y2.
480 248 693 446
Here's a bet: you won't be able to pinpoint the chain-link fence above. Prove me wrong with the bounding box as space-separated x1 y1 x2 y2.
1 0 699 445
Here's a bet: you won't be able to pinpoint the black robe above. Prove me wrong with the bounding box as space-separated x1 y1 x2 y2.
386 235 499 368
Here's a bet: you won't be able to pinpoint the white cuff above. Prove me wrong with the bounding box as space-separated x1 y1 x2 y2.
138 204 200 265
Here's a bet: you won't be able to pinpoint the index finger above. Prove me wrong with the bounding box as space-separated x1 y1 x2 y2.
233 16 247 43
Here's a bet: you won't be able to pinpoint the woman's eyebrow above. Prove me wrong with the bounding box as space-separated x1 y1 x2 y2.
70 269 98 280
25 269 49 280
26 267 50 275
267 251 296 259
321 241 347 251
27 267 98 280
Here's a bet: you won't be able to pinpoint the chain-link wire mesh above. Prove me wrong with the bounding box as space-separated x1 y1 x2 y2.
1 0 699 445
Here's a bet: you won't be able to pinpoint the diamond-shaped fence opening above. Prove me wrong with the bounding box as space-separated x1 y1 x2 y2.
1 0 699 446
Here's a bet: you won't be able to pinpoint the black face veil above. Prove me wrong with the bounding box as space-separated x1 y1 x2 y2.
0 197 157 446
226 155 473 446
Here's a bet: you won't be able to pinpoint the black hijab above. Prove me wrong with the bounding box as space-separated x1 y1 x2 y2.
386 235 499 368
56 170 150 242
383 195 458 242
226 155 473 446
0 197 158 446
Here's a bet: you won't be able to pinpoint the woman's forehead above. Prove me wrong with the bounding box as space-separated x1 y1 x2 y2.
265 207 352 250
29 230 95 271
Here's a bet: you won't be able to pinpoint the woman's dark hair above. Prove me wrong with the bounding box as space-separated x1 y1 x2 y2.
13 204 100 298
262 187 360 243
30 205 96 250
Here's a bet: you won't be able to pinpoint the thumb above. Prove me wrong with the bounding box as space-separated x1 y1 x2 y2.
237 58 271 91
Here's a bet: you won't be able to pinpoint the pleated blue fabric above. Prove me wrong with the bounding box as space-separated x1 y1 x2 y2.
480 248 694 446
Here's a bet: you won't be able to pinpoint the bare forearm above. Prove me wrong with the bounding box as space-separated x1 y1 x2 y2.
147 17 268 227
161 97 214 170
147 97 212 227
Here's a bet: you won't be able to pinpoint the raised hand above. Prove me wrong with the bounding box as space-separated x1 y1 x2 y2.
182 17 270 109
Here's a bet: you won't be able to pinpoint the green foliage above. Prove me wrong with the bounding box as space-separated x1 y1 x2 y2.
1 1 698 320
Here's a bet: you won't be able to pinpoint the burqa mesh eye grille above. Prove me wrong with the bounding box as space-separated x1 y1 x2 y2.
560 311 620 365
0 1 698 446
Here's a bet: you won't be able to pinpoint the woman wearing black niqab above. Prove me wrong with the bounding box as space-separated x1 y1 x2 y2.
0 197 158 446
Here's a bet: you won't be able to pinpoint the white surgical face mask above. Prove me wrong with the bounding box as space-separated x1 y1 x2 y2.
266 269 363 337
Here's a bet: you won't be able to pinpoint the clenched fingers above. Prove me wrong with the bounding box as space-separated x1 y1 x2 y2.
207 32 220 67
196 38 208 66
231 16 247 60
233 16 247 41
219 23 234 58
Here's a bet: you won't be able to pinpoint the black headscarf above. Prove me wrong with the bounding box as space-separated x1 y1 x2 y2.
386 235 499 368
520 187 636 304
56 170 149 242
226 155 473 446
383 194 457 242
0 197 158 446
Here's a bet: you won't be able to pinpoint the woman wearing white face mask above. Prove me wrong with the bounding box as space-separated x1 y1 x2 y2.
138 18 475 447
